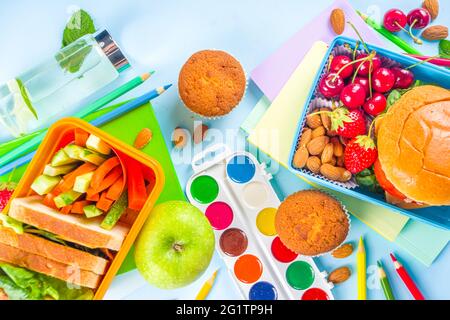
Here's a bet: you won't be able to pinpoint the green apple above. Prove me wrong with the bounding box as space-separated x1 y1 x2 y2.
135 201 215 289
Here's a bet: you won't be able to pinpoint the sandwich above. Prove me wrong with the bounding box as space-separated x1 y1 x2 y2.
375 85 450 208
0 128 154 300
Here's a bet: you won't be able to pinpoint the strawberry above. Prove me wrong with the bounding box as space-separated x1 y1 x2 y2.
326 108 367 138
344 135 378 174
0 181 16 212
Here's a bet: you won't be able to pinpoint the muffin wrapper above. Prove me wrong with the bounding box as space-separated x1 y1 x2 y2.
299 190 352 258
178 51 248 120
293 43 402 190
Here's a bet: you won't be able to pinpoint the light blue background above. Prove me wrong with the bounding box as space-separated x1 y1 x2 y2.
0 0 448 300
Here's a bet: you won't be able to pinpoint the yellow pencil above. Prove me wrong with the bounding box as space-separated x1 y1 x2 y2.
357 237 367 300
195 269 219 300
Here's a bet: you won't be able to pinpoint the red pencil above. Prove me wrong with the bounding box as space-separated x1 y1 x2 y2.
390 253 425 300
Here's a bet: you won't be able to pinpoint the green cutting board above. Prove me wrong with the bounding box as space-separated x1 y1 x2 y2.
0 102 186 274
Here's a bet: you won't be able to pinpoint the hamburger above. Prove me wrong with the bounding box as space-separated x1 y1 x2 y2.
375 85 450 208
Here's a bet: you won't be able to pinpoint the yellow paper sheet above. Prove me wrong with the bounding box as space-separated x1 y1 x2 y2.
248 41 409 241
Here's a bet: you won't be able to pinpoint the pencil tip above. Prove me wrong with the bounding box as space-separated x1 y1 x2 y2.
390 253 396 261
141 71 155 81
377 260 382 268
164 84 173 90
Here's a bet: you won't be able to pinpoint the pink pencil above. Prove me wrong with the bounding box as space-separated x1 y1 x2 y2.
405 54 450 67
390 253 425 300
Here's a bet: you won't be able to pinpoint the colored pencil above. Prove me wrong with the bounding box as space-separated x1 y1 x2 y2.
0 84 171 176
0 72 153 168
405 54 450 68
390 253 425 300
357 236 366 300
357 11 422 55
377 260 395 300
195 269 219 300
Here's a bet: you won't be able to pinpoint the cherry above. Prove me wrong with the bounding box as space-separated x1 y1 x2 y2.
363 93 387 116
392 67 415 89
407 8 431 29
384 9 407 32
319 73 345 98
356 54 381 76
372 68 395 93
340 83 367 109
353 77 370 95
330 55 354 79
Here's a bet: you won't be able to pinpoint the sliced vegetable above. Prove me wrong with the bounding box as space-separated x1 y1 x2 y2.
83 205 103 218
43 163 78 177
60 162 96 192
64 145 107 166
42 193 57 209
141 165 155 183
90 157 120 190
55 130 75 152
93 167 122 194
60 205 72 215
96 192 114 212
86 192 100 202
51 149 79 167
101 191 128 230
86 134 111 155
53 190 82 208
73 172 94 193
71 201 91 214
74 128 89 147
106 176 124 201
31 175 61 196
124 157 147 211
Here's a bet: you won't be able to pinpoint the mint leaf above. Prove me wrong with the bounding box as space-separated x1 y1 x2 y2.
439 40 450 59
62 10 96 47
60 9 96 73
16 79 38 120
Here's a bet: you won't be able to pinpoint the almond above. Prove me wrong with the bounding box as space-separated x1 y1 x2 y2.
423 0 439 20
307 136 329 155
321 143 334 164
331 137 344 157
306 113 322 129
134 128 153 150
320 108 331 130
306 156 321 174
330 8 346 35
171 127 189 149
338 168 352 182
328 266 351 284
311 126 326 138
293 147 309 169
331 243 354 259
422 25 448 41
320 163 342 181
299 128 312 147
193 124 209 144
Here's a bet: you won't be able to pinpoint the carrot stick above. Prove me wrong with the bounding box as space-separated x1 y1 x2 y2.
56 130 75 151
90 157 120 190
96 192 114 212
43 193 57 209
60 205 72 215
61 163 97 192
72 201 91 214
74 128 89 147
86 192 100 202
141 165 155 183
125 158 147 211
106 176 125 201
93 167 122 194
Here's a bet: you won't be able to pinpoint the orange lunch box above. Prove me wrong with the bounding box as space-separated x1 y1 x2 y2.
3 117 165 299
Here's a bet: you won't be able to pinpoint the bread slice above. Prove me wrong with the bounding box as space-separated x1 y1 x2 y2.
0 243 101 289
0 225 108 275
8 196 129 251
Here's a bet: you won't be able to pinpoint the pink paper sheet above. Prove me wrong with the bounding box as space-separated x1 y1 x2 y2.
251 0 384 101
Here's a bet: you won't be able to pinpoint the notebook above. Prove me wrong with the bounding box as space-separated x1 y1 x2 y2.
244 43 448 265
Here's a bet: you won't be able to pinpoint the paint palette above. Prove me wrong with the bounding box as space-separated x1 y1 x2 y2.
186 144 334 300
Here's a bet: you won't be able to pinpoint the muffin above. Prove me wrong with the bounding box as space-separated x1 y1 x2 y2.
275 190 349 256
178 50 246 118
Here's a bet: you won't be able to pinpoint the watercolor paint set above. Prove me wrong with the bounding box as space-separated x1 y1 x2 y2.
186 144 334 300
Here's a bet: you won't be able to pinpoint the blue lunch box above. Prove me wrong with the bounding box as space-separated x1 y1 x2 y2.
288 36 450 230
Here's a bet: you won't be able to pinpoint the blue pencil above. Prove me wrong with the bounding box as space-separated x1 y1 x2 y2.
0 85 171 176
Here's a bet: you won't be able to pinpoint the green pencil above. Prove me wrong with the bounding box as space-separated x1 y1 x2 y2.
0 71 153 167
377 260 395 300
357 11 422 55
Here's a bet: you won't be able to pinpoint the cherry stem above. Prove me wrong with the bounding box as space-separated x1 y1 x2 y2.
348 21 370 53
333 53 375 81
353 41 360 60
368 59 373 98
406 55 439 70
368 113 387 138
396 20 423 45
